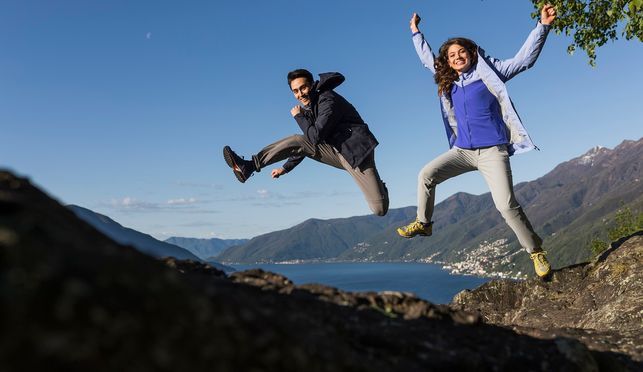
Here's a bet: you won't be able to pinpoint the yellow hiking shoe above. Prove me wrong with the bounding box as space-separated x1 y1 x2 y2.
397 219 432 238
530 251 551 278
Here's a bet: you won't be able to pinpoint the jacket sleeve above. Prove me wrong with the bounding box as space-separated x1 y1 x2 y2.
412 32 436 74
294 93 341 146
282 155 304 173
488 22 551 82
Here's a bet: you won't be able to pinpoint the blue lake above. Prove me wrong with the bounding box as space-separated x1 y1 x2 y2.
231 262 490 304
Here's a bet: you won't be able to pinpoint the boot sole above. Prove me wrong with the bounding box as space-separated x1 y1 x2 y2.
223 146 248 183
396 230 430 239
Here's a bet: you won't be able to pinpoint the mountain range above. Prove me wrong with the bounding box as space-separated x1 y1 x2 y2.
68 205 234 272
164 236 248 260
217 138 643 277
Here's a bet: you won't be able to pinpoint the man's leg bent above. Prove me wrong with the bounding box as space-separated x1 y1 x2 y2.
336 150 389 216
253 135 316 171
309 143 345 170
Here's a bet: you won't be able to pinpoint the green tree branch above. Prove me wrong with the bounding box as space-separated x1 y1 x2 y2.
531 0 643 65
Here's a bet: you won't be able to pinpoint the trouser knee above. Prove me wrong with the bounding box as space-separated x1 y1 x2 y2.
286 134 307 145
369 189 389 216
370 200 388 216
495 201 521 216
496 204 521 219
418 168 438 188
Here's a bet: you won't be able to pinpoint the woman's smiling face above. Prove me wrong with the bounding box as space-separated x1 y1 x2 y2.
447 43 472 74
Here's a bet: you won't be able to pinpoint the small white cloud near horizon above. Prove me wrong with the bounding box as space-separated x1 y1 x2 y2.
146 32 152 40
256 189 270 198
110 197 159 210
167 197 198 205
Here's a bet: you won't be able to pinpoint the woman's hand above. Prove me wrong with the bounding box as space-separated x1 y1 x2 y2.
540 4 556 25
410 13 421 34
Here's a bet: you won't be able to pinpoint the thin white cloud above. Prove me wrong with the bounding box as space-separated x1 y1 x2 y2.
215 189 341 203
167 197 198 205
110 197 159 211
146 32 152 40
256 189 270 198
106 196 217 214
251 201 301 208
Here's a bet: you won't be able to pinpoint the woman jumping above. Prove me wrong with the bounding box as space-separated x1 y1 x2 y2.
397 4 557 277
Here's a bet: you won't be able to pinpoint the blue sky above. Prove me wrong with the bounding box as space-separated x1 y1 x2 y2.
2 1 642 240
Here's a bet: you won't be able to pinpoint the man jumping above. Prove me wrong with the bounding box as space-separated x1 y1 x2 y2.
223 69 389 216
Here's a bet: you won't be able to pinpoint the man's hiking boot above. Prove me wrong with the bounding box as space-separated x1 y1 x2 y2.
530 251 551 278
397 218 432 238
223 146 255 183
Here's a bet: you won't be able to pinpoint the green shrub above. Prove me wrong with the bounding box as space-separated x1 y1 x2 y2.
589 207 642 259
589 238 609 258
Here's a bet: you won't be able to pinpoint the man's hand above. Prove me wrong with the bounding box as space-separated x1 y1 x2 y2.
410 13 421 34
271 168 286 179
290 105 301 117
540 4 556 25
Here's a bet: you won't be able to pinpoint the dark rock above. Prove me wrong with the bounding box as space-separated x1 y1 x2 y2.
230 269 479 324
0 170 637 371
451 232 643 369
161 257 227 278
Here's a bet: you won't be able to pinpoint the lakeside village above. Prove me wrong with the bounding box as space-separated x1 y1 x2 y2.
256 239 523 280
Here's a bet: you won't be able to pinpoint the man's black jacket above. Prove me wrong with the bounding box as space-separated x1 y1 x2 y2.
282 72 379 172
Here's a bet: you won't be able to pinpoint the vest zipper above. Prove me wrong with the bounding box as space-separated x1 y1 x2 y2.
461 75 473 147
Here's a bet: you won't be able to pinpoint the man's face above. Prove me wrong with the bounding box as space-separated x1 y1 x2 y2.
290 77 312 106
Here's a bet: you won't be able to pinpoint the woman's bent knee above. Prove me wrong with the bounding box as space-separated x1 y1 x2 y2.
418 166 439 184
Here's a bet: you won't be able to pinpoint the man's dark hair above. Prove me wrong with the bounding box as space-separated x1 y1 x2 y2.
287 69 314 87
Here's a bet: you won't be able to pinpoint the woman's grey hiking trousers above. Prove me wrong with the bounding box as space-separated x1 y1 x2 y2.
417 145 542 253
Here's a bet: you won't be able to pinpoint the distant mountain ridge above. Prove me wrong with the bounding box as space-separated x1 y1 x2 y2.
164 237 248 260
218 138 643 277
217 208 415 263
68 205 234 272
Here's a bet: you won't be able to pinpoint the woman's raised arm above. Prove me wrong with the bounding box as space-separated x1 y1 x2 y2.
489 4 557 81
410 13 436 74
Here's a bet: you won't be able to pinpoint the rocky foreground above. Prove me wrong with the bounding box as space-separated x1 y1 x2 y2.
452 232 642 365
1 170 641 371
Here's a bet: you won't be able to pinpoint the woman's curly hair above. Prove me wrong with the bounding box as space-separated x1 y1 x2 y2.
434 37 478 96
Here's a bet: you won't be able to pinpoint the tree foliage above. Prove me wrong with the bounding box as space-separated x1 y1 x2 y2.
589 206 643 258
531 0 643 65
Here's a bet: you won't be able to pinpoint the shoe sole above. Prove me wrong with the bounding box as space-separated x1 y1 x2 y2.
223 146 247 183
537 271 552 281
396 229 430 239
535 269 552 279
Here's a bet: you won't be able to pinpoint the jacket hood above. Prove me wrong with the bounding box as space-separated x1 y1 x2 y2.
315 72 345 92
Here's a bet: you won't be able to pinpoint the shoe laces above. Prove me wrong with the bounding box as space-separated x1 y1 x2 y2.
531 251 548 264
407 219 424 231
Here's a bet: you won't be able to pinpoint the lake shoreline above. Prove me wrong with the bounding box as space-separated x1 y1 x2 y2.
230 262 493 304
224 258 525 280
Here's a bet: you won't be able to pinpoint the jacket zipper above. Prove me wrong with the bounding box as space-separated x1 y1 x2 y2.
461 75 473 147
